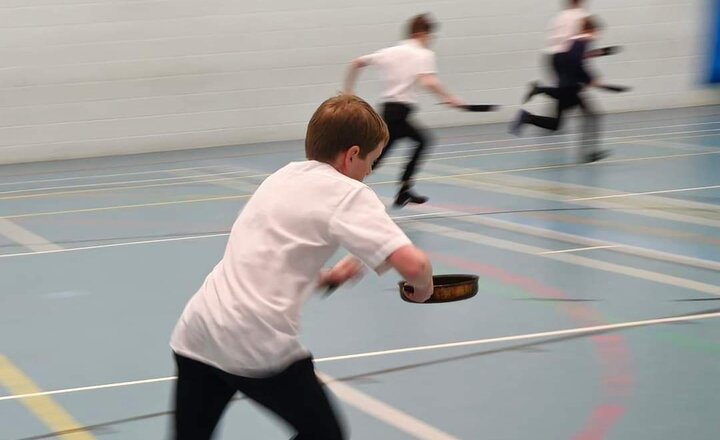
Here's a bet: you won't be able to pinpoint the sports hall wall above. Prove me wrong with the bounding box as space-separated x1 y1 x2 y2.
0 0 714 165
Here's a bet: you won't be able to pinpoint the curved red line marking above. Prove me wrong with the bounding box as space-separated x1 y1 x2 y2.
429 253 633 439
573 405 626 440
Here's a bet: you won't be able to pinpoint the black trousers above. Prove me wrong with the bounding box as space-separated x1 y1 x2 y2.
525 86 600 156
373 102 430 184
541 53 601 156
546 53 563 83
172 353 345 440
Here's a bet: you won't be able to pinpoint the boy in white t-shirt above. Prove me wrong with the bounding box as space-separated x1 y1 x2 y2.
344 14 463 208
512 17 610 163
170 94 434 439
546 0 590 73
544 1 618 82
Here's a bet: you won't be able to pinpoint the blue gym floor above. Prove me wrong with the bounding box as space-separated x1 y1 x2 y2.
1 105 719 439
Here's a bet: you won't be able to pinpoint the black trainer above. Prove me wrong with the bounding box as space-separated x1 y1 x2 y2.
509 110 528 136
583 150 610 163
394 189 428 207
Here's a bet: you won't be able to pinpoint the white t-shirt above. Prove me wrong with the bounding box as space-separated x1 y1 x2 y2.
359 39 437 104
170 161 412 377
546 8 590 54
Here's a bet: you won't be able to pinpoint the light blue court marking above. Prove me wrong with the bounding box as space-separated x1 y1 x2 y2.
41 291 90 300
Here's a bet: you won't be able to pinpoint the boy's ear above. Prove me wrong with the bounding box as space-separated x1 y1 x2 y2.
346 145 361 161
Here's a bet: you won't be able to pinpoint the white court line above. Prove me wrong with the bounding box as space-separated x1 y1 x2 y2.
0 164 256 188
0 377 173 402
539 245 622 255
0 176 716 273
318 372 459 440
427 160 720 213
168 167 257 193
0 146 563 200
569 184 720 201
397 188 720 272
7 141 719 202
0 218 62 252
0 168 259 197
0 233 230 259
376 182 720 273
2 149 717 221
426 204 720 272
629 138 713 152
316 311 720 362
402 150 720 187
0 212 448 258
0 130 709 198
409 221 720 296
393 211 458 221
0 172 268 201
392 121 720 151
415 147 720 170
395 128 720 159
421 160 720 229
652 137 720 151
0 144 625 200
0 194 252 220
1 122 719 190
2 310 719 402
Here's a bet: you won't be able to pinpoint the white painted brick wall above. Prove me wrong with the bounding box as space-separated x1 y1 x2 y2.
0 0 715 164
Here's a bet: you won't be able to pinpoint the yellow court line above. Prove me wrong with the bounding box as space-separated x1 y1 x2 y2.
0 194 252 220
4 128 720 201
1 149 718 221
0 355 95 439
0 171 268 201
528 211 720 245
